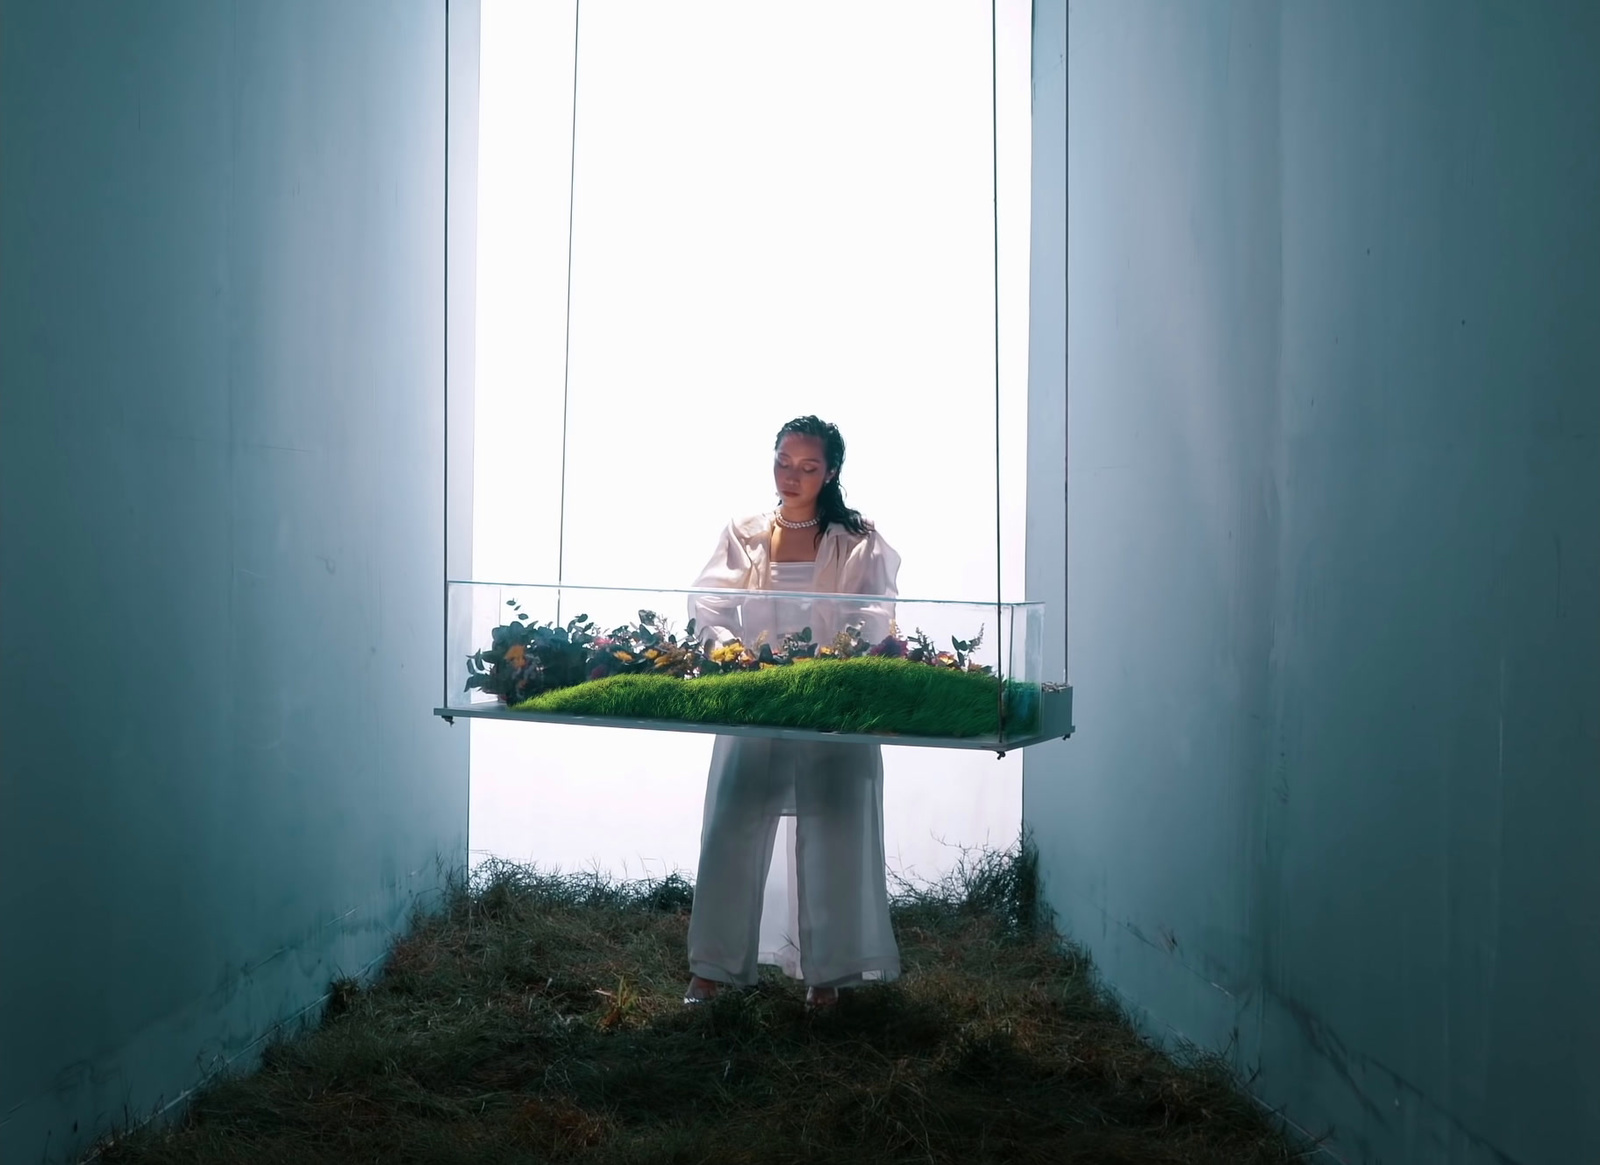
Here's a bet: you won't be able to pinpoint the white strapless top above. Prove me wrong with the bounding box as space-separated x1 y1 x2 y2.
740 558 817 648
767 559 817 589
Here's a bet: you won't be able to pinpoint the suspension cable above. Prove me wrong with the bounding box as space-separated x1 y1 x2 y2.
991 0 1005 748
442 0 451 708
555 0 582 624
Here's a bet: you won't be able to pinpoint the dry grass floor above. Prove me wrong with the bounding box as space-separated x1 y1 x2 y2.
89 847 1307 1164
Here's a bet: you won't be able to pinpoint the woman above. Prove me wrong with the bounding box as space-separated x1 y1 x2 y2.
684 416 902 1010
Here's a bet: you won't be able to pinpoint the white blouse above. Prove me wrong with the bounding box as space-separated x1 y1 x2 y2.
689 512 900 650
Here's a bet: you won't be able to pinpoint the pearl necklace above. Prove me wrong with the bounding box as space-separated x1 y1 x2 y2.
774 510 820 529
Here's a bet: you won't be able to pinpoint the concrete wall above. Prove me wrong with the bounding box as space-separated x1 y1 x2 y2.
1023 2 1600 1162
0 3 468 1160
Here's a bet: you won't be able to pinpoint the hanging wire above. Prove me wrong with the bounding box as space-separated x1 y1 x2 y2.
1062 6 1070 688
442 0 451 710
991 0 1005 749
554 0 582 626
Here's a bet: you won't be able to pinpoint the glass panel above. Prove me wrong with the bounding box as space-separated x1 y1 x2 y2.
446 581 1042 743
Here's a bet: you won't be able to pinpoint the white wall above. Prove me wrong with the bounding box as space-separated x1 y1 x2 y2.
0 3 466 1160
468 0 1037 885
1025 2 1600 1162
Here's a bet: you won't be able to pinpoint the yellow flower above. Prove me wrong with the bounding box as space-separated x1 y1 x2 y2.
613 651 634 663
504 645 527 668
818 646 835 657
644 648 660 660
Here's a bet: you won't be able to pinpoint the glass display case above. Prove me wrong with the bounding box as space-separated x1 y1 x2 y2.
436 581 1070 754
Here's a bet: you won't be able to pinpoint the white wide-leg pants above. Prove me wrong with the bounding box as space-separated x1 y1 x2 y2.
687 735 901 989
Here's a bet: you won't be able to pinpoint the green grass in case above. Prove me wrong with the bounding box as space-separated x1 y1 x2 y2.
512 656 1038 738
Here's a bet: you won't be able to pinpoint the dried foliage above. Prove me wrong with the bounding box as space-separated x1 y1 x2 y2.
88 846 1305 1165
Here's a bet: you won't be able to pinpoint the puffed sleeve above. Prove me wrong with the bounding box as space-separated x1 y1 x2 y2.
688 521 749 647
845 528 901 644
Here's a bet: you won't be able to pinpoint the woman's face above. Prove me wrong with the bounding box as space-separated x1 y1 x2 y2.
773 434 832 510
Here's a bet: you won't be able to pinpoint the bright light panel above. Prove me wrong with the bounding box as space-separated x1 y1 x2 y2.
470 0 1034 884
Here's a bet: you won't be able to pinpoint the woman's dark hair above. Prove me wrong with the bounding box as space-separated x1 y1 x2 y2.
774 415 870 539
